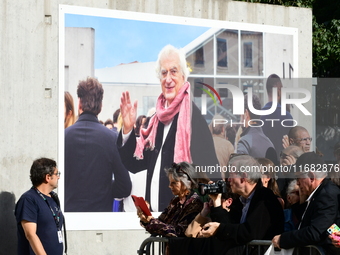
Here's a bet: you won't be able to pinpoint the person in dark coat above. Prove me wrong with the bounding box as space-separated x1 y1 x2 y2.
65 77 132 212
272 152 340 255
201 155 284 255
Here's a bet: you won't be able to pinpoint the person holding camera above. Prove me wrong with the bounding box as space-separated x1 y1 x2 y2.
201 155 284 255
185 180 241 238
137 162 203 237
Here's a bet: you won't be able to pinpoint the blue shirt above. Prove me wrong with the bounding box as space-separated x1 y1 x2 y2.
15 188 64 255
239 190 255 224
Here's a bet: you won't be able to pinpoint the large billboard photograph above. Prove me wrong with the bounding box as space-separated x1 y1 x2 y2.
58 5 309 230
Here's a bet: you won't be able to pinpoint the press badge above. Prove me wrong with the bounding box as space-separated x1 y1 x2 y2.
57 230 63 243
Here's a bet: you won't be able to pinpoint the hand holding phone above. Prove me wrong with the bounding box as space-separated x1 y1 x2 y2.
327 224 340 241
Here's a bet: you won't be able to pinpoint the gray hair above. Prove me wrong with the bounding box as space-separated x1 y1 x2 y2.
164 162 197 190
295 171 327 181
295 151 327 179
313 171 327 179
286 179 298 194
228 155 262 184
155 45 189 81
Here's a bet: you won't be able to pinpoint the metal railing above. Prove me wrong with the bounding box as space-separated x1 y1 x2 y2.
137 237 325 255
137 236 168 255
247 240 325 255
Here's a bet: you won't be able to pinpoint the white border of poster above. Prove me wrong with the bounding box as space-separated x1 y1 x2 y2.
59 4 298 230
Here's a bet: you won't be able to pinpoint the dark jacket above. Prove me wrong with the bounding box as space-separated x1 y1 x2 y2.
215 184 284 244
65 112 132 212
280 179 340 254
168 185 284 255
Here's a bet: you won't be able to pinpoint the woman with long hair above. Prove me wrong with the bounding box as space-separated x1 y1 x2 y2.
64 91 76 128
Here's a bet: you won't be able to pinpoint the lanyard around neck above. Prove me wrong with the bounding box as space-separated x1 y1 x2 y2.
34 188 61 229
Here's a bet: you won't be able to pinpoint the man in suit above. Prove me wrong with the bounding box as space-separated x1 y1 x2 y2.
272 152 340 254
201 155 284 254
118 44 218 212
65 77 132 212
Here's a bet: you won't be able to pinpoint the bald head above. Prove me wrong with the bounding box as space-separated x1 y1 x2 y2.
288 126 311 152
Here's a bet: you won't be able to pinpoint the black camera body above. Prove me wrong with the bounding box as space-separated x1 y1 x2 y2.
198 180 227 196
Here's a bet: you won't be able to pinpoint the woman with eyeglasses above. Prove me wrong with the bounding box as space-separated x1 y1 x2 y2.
137 162 203 237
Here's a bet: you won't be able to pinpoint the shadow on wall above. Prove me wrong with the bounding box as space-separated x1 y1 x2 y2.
0 191 17 255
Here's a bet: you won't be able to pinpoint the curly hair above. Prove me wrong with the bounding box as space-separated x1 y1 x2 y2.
77 77 104 115
30 158 57 187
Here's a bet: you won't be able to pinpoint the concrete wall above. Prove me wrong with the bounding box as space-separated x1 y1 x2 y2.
0 0 312 254
65 27 95 94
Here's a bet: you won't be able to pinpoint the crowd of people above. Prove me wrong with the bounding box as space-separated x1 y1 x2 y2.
14 44 340 255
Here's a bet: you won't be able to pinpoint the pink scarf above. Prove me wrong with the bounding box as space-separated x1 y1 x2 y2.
134 82 192 163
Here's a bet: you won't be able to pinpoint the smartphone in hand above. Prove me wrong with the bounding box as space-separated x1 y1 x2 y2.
327 223 340 241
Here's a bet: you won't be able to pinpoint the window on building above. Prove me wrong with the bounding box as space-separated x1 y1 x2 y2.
195 47 204 66
217 38 227 67
244 42 253 68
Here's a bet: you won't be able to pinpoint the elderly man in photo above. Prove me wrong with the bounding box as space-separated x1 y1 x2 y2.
272 152 340 255
201 155 284 254
118 44 218 212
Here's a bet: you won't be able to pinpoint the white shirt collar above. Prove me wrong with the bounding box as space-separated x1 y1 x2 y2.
306 181 322 202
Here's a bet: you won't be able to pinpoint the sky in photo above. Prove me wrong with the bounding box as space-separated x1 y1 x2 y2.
65 14 210 69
